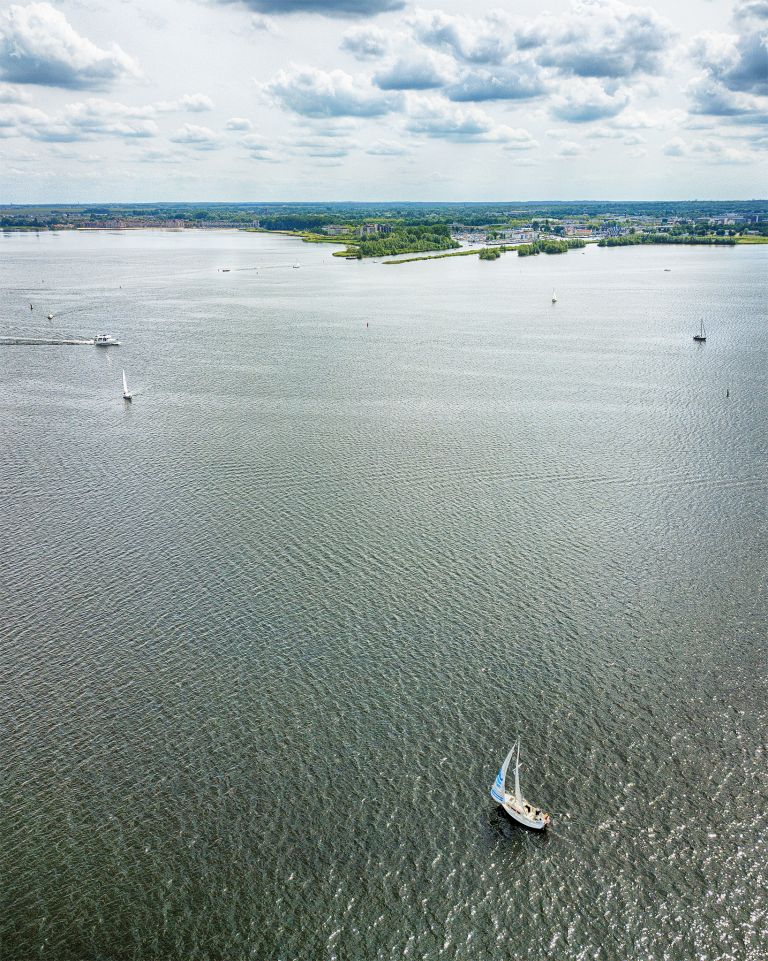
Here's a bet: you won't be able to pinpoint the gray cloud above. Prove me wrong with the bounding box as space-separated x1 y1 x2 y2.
221 0 403 18
0 3 140 90
262 65 399 117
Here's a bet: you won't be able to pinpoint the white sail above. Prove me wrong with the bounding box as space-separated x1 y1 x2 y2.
513 741 523 806
490 745 515 803
122 370 129 395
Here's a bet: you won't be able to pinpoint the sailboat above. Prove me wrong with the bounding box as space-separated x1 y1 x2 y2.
693 320 706 342
122 369 133 402
551 289 557 303
490 740 551 830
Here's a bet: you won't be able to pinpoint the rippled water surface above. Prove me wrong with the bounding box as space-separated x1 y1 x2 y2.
1 230 766 961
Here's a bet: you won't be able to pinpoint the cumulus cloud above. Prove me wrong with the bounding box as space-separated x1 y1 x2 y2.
241 133 280 162
663 135 754 163
529 0 675 79
177 93 214 112
220 0 404 18
262 64 400 117
0 3 140 89
408 9 513 65
226 116 253 130
341 26 391 60
373 51 455 91
154 93 215 113
446 65 547 102
687 2 768 120
1 98 164 142
557 140 584 156
169 123 221 149
406 95 536 145
551 79 629 122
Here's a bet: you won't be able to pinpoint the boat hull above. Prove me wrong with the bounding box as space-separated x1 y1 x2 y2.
499 795 549 830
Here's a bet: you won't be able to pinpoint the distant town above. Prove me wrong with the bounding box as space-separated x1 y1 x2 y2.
2 201 766 260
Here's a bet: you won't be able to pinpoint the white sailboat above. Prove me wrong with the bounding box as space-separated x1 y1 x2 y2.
551 289 557 303
490 740 551 830
122 369 133 402
693 320 706 342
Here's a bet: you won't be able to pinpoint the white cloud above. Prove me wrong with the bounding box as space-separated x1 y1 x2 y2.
406 95 536 145
0 83 29 103
551 79 630 122
366 138 410 155
408 9 513 65
169 123 221 149
341 26 391 60
557 140 585 156
226 117 253 130
261 64 400 118
0 3 140 89
529 0 676 79
373 50 456 91
250 14 281 34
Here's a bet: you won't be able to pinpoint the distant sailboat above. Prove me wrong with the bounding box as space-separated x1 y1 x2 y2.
122 369 133 402
551 289 557 303
491 740 551 830
693 320 707 342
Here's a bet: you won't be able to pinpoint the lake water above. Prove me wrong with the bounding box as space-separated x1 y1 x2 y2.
1 230 766 961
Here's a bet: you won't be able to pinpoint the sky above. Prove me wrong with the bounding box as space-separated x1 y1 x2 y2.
0 0 765 202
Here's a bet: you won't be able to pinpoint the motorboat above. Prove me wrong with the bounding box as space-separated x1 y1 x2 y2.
94 333 120 346
491 740 551 830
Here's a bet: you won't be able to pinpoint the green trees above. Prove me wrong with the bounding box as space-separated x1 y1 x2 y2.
597 234 736 247
517 239 585 256
354 224 459 258
478 247 501 260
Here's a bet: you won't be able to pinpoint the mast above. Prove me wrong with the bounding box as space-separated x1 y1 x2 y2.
513 740 523 806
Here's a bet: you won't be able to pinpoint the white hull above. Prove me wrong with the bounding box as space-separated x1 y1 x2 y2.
499 793 549 830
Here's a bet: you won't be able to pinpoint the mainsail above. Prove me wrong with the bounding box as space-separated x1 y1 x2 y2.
122 370 129 395
491 744 516 803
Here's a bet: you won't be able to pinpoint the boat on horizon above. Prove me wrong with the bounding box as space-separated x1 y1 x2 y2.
122 369 132 402
94 333 120 347
693 320 707 342
491 740 551 831
551 289 557 303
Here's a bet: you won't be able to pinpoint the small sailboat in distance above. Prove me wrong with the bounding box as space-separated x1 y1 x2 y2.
693 320 707 342
491 740 551 830
551 289 557 303
122 369 132 402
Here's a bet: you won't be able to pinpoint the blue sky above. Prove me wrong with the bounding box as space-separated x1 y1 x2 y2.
0 0 765 201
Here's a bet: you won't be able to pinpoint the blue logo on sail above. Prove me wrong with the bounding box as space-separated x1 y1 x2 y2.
490 768 505 803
